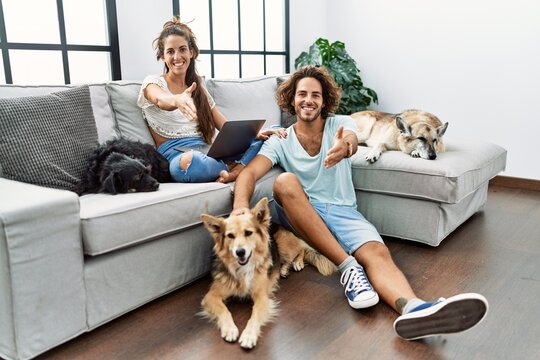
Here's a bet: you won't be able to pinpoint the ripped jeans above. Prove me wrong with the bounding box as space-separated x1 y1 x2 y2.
158 136 263 183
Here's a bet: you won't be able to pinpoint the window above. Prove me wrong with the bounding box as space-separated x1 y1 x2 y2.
0 0 121 85
174 0 290 79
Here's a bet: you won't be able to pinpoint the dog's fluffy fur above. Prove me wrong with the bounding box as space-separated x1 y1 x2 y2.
351 109 449 163
272 225 336 278
76 138 171 195
200 198 335 349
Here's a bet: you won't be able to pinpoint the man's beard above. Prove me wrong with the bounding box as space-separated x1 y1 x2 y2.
296 105 322 123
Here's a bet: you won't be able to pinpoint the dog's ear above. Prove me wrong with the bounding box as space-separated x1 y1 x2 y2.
396 116 412 136
201 214 226 240
101 171 121 195
251 197 270 227
437 122 449 137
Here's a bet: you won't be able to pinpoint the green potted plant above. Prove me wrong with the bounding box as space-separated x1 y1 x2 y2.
295 38 378 115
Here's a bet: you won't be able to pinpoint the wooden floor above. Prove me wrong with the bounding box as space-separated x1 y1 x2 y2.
35 185 540 360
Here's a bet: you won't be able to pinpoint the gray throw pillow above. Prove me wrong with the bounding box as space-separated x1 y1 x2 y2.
0 85 99 192
206 76 282 127
276 75 297 128
106 81 154 144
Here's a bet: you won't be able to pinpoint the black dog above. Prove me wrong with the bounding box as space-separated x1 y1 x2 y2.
76 138 171 195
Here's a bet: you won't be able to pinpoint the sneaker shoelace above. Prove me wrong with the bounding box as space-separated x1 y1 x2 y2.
340 266 373 294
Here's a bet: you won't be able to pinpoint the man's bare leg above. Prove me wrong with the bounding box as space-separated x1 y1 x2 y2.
274 172 417 312
273 173 349 265
273 173 380 308
353 242 417 313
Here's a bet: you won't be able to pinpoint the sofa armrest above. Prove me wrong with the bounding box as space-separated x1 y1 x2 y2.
0 179 87 360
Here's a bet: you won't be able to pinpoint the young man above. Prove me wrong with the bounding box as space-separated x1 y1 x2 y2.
231 65 488 340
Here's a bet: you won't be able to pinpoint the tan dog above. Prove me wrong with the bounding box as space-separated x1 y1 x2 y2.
200 198 335 349
351 109 449 163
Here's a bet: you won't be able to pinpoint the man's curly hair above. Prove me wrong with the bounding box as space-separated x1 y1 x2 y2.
276 65 341 119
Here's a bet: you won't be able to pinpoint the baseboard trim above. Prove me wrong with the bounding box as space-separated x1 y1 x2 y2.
489 175 540 192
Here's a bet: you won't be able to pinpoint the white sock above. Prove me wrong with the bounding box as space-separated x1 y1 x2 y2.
338 256 358 273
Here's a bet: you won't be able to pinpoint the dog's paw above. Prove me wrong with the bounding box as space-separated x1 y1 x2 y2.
280 264 290 278
410 150 420 158
239 328 259 349
292 259 305 272
365 150 381 163
220 323 239 343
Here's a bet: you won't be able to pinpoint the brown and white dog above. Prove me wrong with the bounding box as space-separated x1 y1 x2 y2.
350 109 449 163
200 197 335 349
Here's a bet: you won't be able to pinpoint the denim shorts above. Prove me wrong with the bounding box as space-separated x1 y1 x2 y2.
271 199 384 255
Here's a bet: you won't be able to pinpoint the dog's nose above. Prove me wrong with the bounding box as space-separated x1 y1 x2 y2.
236 248 246 258
429 154 437 160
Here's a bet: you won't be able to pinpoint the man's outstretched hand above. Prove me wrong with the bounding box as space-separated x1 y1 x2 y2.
324 126 349 168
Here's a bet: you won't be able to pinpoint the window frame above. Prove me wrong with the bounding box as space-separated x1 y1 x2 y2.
0 0 121 84
173 0 290 78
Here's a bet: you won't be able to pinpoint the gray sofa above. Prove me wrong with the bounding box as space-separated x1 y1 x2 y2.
0 75 506 360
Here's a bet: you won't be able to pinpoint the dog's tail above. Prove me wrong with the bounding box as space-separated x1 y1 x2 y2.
301 240 337 276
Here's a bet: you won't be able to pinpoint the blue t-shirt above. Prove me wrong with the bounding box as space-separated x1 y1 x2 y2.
259 115 357 207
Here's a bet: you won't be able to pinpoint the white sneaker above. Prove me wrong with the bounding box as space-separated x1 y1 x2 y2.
340 265 379 309
393 293 489 340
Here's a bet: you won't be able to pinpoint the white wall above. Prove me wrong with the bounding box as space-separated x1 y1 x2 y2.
116 0 539 180
290 0 540 180
116 0 171 80
288 0 328 69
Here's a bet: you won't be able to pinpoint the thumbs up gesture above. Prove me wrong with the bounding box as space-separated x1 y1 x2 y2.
324 126 349 168
175 82 198 121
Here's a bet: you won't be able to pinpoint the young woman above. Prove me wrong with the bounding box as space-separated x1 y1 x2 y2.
137 17 284 183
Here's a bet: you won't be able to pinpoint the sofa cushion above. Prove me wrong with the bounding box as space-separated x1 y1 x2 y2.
79 167 283 256
0 86 99 192
206 76 282 128
0 83 118 143
80 182 232 255
106 81 155 144
351 140 507 204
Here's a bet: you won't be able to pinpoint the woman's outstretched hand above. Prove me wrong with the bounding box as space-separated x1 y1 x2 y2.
175 82 198 121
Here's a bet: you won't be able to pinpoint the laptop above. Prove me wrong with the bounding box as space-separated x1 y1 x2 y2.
174 119 266 159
